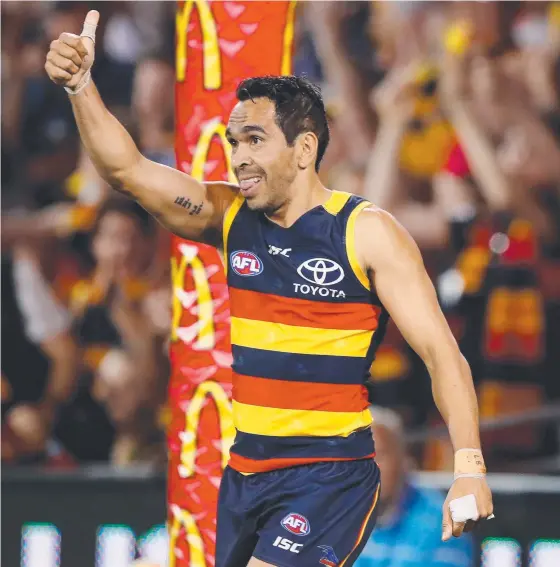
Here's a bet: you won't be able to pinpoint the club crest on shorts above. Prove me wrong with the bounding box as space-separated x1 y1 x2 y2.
230 250 263 276
281 513 310 536
317 545 339 567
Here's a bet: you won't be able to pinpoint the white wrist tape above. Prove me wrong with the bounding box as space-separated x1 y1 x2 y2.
449 494 479 523
65 70 91 95
454 448 486 479
454 472 486 480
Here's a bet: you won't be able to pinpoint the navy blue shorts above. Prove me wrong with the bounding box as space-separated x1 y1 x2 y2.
216 458 381 567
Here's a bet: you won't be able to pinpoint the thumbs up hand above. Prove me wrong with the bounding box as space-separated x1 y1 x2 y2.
45 10 99 94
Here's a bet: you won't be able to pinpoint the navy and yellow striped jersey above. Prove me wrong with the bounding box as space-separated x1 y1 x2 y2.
223 190 389 473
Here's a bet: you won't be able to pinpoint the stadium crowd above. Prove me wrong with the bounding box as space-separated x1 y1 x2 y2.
2 1 560 477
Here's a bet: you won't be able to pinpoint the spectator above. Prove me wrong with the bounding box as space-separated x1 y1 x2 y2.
130 0 175 167
68 198 168 466
1 0 174 468
1 246 79 466
355 406 474 567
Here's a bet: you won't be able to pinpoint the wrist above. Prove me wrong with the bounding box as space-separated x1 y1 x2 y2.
65 70 91 96
454 448 486 480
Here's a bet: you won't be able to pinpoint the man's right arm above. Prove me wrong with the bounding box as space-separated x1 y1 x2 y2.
44 10 238 240
69 81 237 239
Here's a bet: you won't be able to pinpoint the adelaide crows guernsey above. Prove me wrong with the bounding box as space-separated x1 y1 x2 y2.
223 190 389 474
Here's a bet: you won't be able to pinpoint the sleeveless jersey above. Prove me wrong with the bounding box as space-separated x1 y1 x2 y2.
223 190 389 473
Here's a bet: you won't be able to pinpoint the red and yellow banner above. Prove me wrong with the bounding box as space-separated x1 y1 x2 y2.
169 2 296 565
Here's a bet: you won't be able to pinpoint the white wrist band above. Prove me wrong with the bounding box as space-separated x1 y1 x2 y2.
454 472 486 480
65 70 91 95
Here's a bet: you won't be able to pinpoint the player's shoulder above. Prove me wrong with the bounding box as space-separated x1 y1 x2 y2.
203 182 241 223
203 181 240 203
354 203 402 235
354 204 420 261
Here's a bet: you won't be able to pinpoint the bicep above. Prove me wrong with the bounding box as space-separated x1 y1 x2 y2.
123 157 237 240
364 211 457 361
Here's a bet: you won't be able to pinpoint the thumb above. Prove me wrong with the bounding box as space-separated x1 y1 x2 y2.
80 10 100 48
442 503 453 541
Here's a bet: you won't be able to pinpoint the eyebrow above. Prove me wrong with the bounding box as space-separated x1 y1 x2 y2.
226 125 267 138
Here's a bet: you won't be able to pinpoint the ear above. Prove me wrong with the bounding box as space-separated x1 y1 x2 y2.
297 131 319 170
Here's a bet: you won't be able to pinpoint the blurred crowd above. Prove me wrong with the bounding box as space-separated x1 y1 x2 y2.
2 1 560 474
299 0 560 474
2 1 174 467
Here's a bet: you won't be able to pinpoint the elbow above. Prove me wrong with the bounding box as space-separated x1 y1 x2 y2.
422 337 468 376
105 156 143 195
106 169 129 193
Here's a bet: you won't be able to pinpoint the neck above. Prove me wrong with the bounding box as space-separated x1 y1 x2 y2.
266 176 331 228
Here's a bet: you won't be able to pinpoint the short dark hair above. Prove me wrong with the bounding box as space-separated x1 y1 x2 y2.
236 75 330 172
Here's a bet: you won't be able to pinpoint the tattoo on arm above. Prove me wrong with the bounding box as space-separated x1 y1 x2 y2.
174 196 204 216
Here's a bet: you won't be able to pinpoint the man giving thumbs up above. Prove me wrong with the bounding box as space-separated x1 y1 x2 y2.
45 9 99 94
43 8 239 242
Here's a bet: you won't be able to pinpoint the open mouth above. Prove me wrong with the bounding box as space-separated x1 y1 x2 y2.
239 177 262 197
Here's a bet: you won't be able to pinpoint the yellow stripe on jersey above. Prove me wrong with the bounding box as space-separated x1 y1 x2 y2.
323 190 352 215
346 200 372 291
232 400 373 437
231 317 375 357
222 193 245 273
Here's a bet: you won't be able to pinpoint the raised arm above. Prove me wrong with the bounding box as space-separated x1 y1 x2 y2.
354 207 493 540
44 10 237 240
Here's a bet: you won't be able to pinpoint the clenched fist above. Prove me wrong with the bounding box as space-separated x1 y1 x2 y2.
45 10 99 94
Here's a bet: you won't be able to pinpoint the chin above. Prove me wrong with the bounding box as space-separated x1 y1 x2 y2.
245 197 268 212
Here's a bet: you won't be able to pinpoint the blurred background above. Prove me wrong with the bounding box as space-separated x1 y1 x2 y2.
2 1 560 566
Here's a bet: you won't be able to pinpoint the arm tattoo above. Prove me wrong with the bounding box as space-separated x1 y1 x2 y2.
174 196 204 216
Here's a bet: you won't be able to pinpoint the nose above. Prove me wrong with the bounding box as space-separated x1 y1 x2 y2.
230 145 252 171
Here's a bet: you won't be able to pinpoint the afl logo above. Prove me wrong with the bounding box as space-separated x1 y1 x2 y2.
230 250 263 276
297 258 344 286
281 513 310 536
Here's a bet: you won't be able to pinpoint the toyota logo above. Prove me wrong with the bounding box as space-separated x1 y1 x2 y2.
297 258 344 286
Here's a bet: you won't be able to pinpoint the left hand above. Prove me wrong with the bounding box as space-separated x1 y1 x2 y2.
442 477 494 541
371 62 419 124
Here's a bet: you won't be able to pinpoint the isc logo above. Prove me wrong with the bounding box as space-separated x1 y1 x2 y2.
281 513 310 536
273 536 303 553
230 251 263 277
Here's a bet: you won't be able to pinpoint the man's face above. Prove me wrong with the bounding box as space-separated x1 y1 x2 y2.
92 212 141 272
372 423 406 509
227 98 299 213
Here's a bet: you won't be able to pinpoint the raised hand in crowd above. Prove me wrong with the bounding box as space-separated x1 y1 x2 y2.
371 63 419 125
363 63 419 213
439 52 511 213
